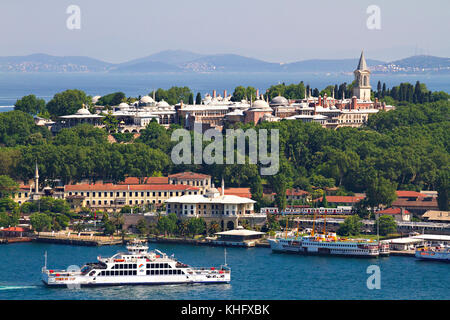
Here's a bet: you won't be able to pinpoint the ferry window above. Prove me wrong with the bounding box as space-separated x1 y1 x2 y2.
164 270 168 275
120 271 124 276
151 270 155 275
133 264 137 269
133 271 137 275
115 271 119 276
146 264 150 269
164 263 169 268
146 270 150 275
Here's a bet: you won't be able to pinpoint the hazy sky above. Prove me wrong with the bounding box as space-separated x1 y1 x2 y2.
1 0 449 63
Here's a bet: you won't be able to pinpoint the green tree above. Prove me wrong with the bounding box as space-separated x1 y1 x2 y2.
46 89 90 117
436 171 449 211
0 175 19 198
195 92 202 105
366 176 397 211
30 212 52 234
337 215 363 236
136 218 149 235
187 217 206 238
14 95 46 115
378 215 397 236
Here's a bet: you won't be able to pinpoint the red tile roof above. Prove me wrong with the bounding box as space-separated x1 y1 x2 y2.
118 177 169 185
1 227 25 232
65 184 199 192
217 188 252 198
377 208 410 215
396 191 428 198
168 172 211 180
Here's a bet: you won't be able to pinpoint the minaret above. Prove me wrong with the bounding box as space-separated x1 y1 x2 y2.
221 177 225 197
34 161 39 193
353 50 371 101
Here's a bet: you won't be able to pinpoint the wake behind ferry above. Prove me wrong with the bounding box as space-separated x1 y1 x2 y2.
42 239 230 287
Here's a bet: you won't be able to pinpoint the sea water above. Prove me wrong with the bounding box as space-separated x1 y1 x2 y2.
0 242 448 300
0 72 449 108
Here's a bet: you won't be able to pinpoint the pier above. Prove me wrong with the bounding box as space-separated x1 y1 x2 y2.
35 232 123 246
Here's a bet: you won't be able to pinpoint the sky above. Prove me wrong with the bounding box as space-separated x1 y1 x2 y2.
1 0 449 64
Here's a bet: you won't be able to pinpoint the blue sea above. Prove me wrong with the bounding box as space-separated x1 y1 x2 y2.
0 242 448 300
0 72 449 111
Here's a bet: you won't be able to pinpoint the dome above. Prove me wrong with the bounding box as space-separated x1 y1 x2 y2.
270 95 288 106
76 107 91 115
118 102 129 109
250 99 272 111
140 95 154 104
156 99 170 107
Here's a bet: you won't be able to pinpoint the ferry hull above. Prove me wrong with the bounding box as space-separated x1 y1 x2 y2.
269 239 379 258
415 251 450 262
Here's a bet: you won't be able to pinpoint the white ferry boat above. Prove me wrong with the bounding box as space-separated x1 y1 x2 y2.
415 245 450 262
268 232 380 258
42 239 230 287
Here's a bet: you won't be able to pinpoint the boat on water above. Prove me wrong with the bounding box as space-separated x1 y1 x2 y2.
268 232 381 258
415 244 450 262
41 239 231 287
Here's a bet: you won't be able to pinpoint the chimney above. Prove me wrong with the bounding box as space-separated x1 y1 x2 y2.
375 97 378 109
213 90 216 98
223 90 227 99
318 95 322 107
352 96 357 110
324 93 328 107
256 89 260 99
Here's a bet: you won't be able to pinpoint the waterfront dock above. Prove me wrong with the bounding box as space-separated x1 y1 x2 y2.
35 232 123 246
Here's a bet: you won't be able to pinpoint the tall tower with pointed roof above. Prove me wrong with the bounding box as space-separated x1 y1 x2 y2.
34 161 39 193
352 51 371 101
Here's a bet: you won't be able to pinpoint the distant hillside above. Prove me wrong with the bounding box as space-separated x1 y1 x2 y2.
282 58 385 73
0 53 112 72
0 52 448 74
371 55 450 74
110 60 182 73
181 54 282 72
119 49 205 67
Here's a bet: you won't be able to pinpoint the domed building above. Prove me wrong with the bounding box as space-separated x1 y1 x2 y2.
139 95 155 106
269 95 296 119
244 99 273 125
156 99 170 107
269 95 289 107
56 105 104 132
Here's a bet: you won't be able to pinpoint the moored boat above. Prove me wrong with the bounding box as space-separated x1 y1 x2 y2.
415 245 450 262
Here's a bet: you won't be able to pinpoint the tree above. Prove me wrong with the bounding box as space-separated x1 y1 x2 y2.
46 89 90 117
14 95 46 115
436 171 449 211
365 176 397 211
103 111 119 133
195 92 202 105
136 218 148 235
187 217 206 238
208 221 221 235
337 215 362 236
96 92 125 106
30 213 52 234
0 175 19 198
378 215 397 236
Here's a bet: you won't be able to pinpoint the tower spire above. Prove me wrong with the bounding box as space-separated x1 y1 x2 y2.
357 50 368 71
34 161 39 193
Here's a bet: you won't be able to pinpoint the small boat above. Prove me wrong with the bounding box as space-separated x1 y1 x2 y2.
415 244 450 262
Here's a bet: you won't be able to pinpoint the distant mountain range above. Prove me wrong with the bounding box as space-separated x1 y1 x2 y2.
1 50 449 74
